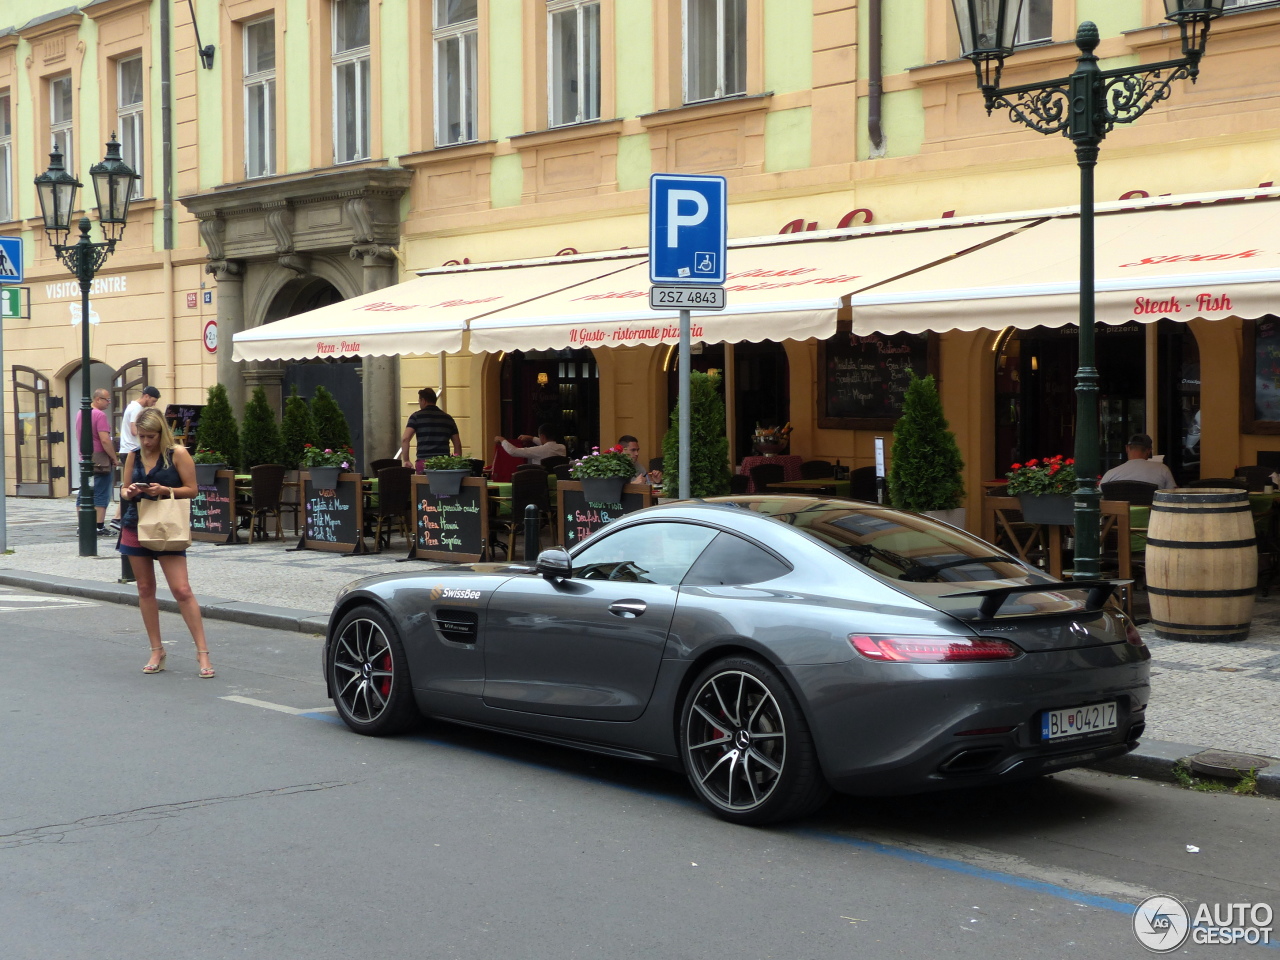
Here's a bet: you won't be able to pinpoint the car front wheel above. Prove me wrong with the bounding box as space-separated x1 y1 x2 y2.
679 656 830 825
329 604 420 736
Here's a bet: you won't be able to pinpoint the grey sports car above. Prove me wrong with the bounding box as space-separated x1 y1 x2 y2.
324 496 1150 825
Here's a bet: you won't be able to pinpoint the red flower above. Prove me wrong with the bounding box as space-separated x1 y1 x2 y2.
1049 464 1060 473
1010 463 1023 470
1065 458 1075 465
1026 458 1039 467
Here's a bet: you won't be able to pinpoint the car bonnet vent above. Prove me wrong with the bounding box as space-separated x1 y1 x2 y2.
434 609 478 643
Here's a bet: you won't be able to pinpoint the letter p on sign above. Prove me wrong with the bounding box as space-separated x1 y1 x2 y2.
650 174 727 284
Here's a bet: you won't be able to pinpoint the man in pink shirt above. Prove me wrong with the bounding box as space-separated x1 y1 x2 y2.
79 389 119 536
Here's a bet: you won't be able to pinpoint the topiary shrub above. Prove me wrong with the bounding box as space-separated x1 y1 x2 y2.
662 370 731 498
311 384 352 453
240 386 283 469
280 386 318 469
195 383 240 472
887 373 965 512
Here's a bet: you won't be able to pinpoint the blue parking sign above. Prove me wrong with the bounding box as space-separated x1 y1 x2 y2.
649 174 726 285
0 236 22 284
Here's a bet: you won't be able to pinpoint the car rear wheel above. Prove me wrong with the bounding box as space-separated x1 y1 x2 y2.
329 604 420 736
679 656 830 825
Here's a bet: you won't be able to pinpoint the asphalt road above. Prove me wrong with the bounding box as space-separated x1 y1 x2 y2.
3 586 1277 960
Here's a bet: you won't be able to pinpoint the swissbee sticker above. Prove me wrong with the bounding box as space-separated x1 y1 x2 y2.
431 584 482 602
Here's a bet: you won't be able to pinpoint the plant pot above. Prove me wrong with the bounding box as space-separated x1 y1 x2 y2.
581 476 627 505
923 507 967 530
194 464 227 485
308 467 343 490
425 468 470 497
753 441 788 456
1017 493 1075 525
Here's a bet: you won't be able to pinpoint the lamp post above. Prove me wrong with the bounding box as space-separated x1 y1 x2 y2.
950 0 1224 579
35 135 138 557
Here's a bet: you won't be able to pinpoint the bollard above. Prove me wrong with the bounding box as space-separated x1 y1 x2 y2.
120 552 135 583
524 503 539 561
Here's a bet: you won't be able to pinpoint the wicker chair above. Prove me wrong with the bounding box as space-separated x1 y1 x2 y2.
369 457 403 474
491 465 554 560
243 464 287 543
749 463 785 492
1099 480 1158 506
1188 478 1248 490
1235 465 1273 492
370 466 414 551
849 466 879 502
800 459 834 479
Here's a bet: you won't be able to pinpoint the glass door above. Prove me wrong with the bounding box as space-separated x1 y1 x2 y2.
12 366 54 496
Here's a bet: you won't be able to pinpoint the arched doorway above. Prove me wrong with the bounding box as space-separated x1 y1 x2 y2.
1157 319 1201 482
500 349 599 456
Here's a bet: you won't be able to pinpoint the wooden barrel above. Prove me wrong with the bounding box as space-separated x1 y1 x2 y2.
1146 488 1257 642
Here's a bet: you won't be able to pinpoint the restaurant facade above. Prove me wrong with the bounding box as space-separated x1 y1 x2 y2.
4 0 1280 530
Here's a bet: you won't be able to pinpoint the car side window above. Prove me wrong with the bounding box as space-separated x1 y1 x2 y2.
573 522 718 585
682 531 792 586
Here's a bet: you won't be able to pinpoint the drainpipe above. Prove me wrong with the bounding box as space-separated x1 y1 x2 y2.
160 0 176 395
867 0 887 158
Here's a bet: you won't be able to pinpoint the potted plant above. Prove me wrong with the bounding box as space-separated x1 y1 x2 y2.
280 386 318 469
887 374 967 527
194 383 240 473
240 386 284 470
570 445 636 505
1006 455 1077 525
301 443 356 490
662 370 732 498
311 384 352 453
192 446 230 485
422 454 473 497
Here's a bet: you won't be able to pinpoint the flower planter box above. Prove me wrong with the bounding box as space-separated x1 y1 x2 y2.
1018 493 1075 525
424 468 470 497
580 476 627 505
308 466 344 489
194 463 228 485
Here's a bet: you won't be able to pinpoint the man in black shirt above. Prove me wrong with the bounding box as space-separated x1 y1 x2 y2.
401 387 462 473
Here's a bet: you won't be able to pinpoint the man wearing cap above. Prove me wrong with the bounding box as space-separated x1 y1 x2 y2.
112 386 161 530
1100 433 1177 490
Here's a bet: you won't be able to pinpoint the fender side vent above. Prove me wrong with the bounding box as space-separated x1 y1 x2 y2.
434 609 478 644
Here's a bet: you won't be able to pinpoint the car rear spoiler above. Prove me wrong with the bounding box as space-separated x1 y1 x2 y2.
941 579 1131 621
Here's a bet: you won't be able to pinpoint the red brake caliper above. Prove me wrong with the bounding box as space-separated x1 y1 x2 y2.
378 653 392 697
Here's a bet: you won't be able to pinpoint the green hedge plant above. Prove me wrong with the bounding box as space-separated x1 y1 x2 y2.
887 374 965 512
281 387 318 469
240 386 284 469
662 370 731 498
194 383 240 472
311 385 352 453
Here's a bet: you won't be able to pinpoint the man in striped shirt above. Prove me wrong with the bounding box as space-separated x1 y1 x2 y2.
401 387 462 473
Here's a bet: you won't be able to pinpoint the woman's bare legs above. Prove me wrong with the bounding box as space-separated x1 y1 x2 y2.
157 554 212 674
129 555 165 669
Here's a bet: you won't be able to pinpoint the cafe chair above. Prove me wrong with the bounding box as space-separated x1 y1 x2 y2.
1099 480 1158 506
1234 465 1273 492
552 463 573 481
279 470 302 534
468 458 486 477
1257 451 1280 472
369 457 402 474
800 459 834 480
370 466 414 551
491 465 554 560
540 454 570 473
1188 478 1248 490
849 466 879 502
243 464 287 543
729 474 750 495
749 463 785 492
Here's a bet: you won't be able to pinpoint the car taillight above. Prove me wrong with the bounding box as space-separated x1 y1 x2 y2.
849 634 1022 663
1125 622 1145 647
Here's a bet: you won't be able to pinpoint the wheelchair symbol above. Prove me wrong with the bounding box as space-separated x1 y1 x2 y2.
694 252 716 274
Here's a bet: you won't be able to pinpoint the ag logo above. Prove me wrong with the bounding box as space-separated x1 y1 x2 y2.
430 584 445 601
1133 895 1190 952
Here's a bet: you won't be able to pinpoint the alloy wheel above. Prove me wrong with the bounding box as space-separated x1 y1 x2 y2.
333 618 395 723
684 669 787 812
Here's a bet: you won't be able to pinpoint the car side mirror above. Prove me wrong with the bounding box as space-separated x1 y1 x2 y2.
535 547 572 579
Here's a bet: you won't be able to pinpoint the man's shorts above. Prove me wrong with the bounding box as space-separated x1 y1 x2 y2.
92 470 112 508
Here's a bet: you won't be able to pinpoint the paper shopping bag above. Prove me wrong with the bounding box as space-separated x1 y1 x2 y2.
137 490 193 552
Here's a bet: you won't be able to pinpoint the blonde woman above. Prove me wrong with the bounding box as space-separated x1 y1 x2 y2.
118 408 214 678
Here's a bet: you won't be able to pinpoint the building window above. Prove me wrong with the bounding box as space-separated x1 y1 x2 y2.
117 57 145 197
333 0 371 163
434 0 479 146
684 0 746 103
548 0 600 127
0 91 11 221
244 17 276 178
1015 0 1052 44
1224 0 1273 6
50 74 74 171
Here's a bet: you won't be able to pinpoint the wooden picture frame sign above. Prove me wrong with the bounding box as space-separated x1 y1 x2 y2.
1242 316 1280 435
190 468 238 544
299 471 367 554
817 328 937 430
557 480 654 548
409 475 490 563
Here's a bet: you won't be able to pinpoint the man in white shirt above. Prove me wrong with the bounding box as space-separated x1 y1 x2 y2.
495 423 567 465
112 386 160 529
1100 433 1177 490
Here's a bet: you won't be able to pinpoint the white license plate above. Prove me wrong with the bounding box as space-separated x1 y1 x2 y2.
1041 701 1117 741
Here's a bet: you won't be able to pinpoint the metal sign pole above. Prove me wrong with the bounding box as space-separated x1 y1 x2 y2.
678 309 691 500
0 298 7 553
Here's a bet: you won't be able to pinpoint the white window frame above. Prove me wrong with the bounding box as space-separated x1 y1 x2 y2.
1014 0 1052 45
547 0 601 127
243 16 276 179
433 0 479 146
682 0 746 105
332 0 371 164
116 56 145 198
0 91 12 222
50 74 74 173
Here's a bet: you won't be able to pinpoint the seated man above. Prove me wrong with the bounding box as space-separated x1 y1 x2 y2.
1100 434 1177 490
618 435 648 482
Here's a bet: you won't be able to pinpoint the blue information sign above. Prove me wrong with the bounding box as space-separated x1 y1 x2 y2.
0 236 22 284
649 174 727 285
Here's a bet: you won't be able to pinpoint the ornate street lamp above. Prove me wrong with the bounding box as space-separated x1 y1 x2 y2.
951 0 1224 579
35 135 138 557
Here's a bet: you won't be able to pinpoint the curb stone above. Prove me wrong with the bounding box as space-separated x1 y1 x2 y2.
1091 739 1280 798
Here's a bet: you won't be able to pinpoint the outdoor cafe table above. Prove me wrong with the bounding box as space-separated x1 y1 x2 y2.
764 477 852 497
739 454 803 492
487 475 557 518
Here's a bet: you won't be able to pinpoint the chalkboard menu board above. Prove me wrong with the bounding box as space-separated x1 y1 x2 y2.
409 475 489 562
818 330 935 429
191 469 237 544
299 472 366 553
1245 316 1280 433
558 481 654 548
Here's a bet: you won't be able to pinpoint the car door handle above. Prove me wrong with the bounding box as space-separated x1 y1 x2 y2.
608 599 647 618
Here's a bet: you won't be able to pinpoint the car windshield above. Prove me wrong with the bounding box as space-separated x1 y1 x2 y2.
734 498 1028 583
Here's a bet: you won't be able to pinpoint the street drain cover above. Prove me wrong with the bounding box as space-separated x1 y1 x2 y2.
1188 750 1274 778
